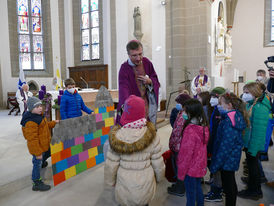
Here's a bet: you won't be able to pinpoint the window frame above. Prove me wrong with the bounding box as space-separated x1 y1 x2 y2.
80 0 100 61
17 0 45 71
264 0 274 46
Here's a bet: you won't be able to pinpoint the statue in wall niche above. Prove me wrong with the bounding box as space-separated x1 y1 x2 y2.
133 7 143 41
216 16 225 55
225 29 232 59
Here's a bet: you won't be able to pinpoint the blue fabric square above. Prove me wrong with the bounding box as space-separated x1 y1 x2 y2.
55 159 68 173
95 154 104 164
84 133 93 142
99 107 107 113
100 135 109 145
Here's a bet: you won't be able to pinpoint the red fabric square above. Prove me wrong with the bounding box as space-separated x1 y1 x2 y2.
60 148 71 160
53 171 65 186
102 127 110 135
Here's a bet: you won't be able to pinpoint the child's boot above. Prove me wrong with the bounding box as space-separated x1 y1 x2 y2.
32 179 51 191
204 185 223 202
167 180 185 197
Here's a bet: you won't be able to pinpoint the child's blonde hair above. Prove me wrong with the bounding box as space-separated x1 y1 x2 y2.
243 82 263 117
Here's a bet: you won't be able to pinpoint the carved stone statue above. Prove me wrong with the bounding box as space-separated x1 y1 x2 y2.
225 29 232 58
133 7 143 40
216 16 225 55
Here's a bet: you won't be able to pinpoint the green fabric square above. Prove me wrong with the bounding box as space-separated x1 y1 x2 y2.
76 161 87 174
94 129 102 138
71 144 83 156
102 112 109 120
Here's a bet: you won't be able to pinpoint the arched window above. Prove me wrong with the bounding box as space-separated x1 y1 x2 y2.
17 0 44 70
81 0 100 61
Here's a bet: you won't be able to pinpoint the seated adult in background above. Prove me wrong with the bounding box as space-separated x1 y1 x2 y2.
16 83 33 115
60 78 93 120
116 40 160 125
191 67 211 98
256 69 269 86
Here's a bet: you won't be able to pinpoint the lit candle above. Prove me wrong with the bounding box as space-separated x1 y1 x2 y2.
39 90 45 100
59 89 64 95
41 85 46 93
58 95 62 105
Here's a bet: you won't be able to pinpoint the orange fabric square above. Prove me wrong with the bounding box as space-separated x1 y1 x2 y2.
86 157 96 169
51 152 61 164
53 171 65 186
107 105 114 112
60 148 71 160
102 127 110 135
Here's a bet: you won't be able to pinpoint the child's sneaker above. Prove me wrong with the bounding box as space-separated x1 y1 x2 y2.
167 180 185 197
32 179 51 191
204 191 223 202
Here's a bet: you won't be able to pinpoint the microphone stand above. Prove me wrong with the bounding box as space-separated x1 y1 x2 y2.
80 77 88 89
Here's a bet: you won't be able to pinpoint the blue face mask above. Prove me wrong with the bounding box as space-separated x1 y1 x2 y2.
217 105 227 114
176 103 182 111
182 112 189 120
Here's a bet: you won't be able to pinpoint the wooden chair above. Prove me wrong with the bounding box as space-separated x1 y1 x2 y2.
7 92 20 115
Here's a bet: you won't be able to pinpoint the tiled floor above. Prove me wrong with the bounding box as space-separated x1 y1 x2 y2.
0 109 274 205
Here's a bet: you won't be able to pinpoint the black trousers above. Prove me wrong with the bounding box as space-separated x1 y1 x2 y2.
221 170 237 206
246 152 262 193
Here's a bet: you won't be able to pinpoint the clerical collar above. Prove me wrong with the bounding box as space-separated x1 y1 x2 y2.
128 58 136 67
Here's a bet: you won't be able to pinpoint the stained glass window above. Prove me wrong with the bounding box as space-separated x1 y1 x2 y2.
17 0 44 70
81 0 100 61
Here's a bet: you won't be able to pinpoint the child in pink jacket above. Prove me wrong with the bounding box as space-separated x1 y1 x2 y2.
177 99 209 206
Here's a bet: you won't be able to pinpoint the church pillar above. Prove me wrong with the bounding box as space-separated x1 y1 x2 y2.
166 0 211 103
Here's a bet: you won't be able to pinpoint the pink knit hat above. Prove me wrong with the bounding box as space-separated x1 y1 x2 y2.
120 95 145 126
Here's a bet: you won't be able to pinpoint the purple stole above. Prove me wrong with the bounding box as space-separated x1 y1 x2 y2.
20 89 28 113
194 75 208 87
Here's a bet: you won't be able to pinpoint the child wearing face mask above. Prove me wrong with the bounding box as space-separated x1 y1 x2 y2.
204 87 225 202
210 93 248 206
238 82 271 200
60 78 93 120
176 99 209 206
168 93 191 196
170 93 191 128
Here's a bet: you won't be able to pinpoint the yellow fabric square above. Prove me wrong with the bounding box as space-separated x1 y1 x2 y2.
88 147 98 158
94 108 99 114
64 166 76 180
50 142 63 154
105 117 114 127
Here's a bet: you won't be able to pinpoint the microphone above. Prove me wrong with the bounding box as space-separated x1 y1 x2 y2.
80 76 88 88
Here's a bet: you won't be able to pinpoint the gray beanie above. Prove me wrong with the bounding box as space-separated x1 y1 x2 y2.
27 97 42 112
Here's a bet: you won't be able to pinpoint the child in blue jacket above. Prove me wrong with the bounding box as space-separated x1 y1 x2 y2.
210 93 248 206
60 78 93 120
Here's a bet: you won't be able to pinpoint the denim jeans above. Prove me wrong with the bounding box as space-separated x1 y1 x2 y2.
184 175 204 206
32 155 42 181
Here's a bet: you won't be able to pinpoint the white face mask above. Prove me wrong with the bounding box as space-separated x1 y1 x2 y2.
210 97 219 107
67 88 76 94
257 76 264 81
242 93 254 102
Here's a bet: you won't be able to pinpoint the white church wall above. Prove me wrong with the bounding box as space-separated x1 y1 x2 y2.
151 1 166 99
232 0 274 93
64 0 74 77
115 0 166 100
